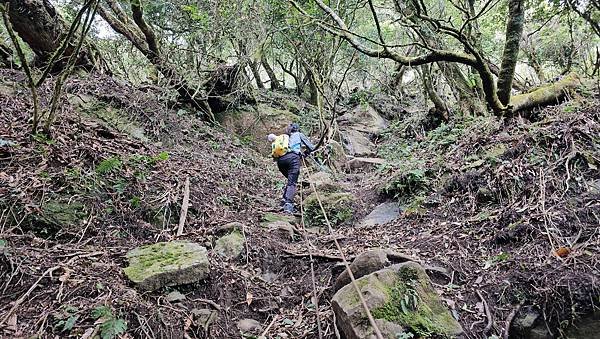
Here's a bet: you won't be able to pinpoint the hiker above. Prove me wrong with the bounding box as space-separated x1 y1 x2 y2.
268 123 315 213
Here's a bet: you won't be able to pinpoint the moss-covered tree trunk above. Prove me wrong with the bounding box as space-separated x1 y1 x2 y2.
496 0 525 105
510 73 580 112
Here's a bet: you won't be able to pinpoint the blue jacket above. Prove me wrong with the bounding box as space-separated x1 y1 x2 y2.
288 132 315 154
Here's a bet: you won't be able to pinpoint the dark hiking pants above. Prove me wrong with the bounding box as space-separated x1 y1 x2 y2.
277 152 301 204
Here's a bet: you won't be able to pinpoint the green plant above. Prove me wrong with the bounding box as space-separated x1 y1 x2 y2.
382 168 429 199
91 305 127 339
96 157 122 174
130 196 141 208
33 133 55 145
54 305 79 333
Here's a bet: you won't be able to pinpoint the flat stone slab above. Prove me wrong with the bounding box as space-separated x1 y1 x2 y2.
124 241 209 291
346 157 386 171
360 202 400 227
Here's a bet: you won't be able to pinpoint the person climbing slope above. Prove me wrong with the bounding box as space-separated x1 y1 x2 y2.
268 123 315 213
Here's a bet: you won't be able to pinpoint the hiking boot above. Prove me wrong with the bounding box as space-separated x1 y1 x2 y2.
283 203 295 214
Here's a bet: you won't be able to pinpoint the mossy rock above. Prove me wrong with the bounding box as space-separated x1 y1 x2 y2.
301 171 339 193
213 231 245 259
25 200 87 238
303 192 355 227
123 241 209 291
332 262 463 338
41 201 87 226
261 212 297 226
69 94 148 142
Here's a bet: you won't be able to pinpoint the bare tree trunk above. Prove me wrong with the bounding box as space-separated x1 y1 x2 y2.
261 54 281 90
98 0 215 121
5 0 99 72
421 65 449 119
249 61 264 89
497 0 525 105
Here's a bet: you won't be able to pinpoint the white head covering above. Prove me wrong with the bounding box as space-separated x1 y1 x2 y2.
267 134 277 142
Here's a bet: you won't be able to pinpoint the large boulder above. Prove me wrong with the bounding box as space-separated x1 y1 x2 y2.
214 231 245 259
338 105 388 135
334 249 416 292
221 103 297 153
340 129 376 157
303 192 355 227
123 241 209 291
332 262 463 339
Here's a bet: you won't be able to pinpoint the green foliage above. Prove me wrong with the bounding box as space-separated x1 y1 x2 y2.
99 318 127 339
91 305 127 339
382 168 429 200
53 305 79 333
96 157 122 175
33 133 55 145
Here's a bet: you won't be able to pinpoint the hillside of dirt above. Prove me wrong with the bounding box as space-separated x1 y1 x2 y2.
1 67 599 339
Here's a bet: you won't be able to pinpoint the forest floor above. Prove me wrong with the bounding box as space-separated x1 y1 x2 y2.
1 69 599 339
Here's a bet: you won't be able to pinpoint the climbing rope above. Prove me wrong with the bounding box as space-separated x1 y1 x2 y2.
300 158 384 339
298 184 324 339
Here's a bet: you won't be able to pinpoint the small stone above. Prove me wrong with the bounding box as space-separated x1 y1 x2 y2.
166 290 186 302
237 318 263 334
214 231 245 259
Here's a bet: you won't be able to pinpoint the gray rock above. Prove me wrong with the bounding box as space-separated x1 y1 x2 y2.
302 171 338 192
360 203 400 227
346 157 386 171
123 241 209 291
332 262 463 339
263 220 298 238
214 231 245 259
166 290 186 302
340 129 376 157
237 318 263 334
511 307 541 336
564 312 600 339
339 105 388 135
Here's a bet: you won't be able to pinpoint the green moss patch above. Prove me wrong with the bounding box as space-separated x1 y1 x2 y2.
371 265 461 337
303 192 355 227
123 241 209 290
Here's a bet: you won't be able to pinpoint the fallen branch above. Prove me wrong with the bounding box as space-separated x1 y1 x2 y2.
282 249 354 262
191 298 221 310
177 176 190 236
476 289 494 334
0 266 60 326
503 300 525 339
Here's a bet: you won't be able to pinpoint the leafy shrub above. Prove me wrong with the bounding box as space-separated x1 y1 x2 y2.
381 168 429 199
